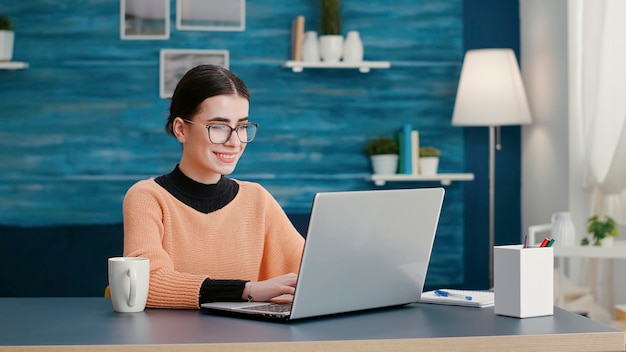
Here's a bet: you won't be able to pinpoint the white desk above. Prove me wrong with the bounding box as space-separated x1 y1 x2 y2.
528 224 626 307
553 242 626 307
552 241 626 259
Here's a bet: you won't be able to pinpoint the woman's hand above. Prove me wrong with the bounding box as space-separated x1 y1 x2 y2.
242 273 298 303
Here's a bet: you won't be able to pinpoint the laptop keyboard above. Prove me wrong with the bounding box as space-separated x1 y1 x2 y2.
242 303 292 313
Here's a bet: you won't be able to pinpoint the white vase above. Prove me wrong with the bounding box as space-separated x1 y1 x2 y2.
302 31 320 62
551 212 576 247
419 157 439 175
319 35 343 63
370 154 398 174
0 30 14 61
343 31 363 63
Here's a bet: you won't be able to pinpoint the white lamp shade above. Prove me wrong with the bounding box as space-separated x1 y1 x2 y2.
452 49 532 126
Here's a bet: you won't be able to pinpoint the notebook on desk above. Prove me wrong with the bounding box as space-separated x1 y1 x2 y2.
201 187 445 321
420 289 494 308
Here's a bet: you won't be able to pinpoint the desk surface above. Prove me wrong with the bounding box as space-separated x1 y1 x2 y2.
0 298 623 352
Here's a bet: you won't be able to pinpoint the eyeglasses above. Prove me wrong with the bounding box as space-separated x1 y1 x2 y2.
182 119 258 144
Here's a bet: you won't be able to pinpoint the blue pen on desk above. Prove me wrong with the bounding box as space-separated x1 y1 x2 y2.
434 290 472 301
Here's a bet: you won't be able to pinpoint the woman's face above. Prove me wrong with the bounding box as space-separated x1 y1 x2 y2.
175 94 250 184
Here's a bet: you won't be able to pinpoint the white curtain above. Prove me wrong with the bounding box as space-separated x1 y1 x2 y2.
569 0 626 314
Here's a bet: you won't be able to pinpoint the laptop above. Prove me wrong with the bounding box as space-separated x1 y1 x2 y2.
201 187 445 321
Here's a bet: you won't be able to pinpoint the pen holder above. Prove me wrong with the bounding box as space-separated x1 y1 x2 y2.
494 245 553 318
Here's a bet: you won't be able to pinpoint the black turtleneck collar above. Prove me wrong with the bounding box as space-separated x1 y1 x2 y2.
154 165 239 214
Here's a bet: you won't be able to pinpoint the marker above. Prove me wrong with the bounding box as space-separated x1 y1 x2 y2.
434 290 472 301
546 238 555 247
539 238 550 247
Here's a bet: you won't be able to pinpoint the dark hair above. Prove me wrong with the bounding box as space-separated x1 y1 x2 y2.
165 64 250 137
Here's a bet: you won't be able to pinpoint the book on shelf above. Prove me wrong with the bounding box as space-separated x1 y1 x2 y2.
291 16 305 61
411 129 420 175
397 130 404 174
398 124 420 175
401 124 413 174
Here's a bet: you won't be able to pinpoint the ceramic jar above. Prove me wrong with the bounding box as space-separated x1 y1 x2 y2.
302 31 320 62
343 31 363 63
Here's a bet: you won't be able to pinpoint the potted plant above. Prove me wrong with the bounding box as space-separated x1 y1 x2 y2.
318 0 343 62
419 146 440 175
0 15 14 62
365 137 399 175
580 214 618 247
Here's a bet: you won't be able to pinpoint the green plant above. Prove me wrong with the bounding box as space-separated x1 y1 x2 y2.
364 137 399 156
319 0 341 35
580 214 618 246
419 146 441 158
0 16 12 31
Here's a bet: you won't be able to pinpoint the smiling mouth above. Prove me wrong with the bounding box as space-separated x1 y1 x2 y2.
216 153 236 160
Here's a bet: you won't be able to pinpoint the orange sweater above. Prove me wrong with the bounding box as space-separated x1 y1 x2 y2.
123 179 305 309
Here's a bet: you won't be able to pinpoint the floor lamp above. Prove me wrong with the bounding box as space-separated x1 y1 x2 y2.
451 49 532 288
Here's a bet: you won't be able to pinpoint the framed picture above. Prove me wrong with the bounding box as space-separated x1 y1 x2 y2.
176 0 245 31
160 49 230 99
120 0 170 40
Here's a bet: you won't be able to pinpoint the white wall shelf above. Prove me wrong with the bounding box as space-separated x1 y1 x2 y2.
285 60 391 73
370 173 475 186
0 62 29 70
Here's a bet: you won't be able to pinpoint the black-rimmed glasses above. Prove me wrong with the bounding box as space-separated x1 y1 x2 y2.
182 119 258 144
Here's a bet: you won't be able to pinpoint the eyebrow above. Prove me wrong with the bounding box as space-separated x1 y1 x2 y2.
205 117 249 123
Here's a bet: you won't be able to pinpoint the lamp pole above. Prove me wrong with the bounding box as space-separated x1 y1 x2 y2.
488 126 496 288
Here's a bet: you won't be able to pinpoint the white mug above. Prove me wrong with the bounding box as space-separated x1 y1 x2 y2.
108 257 150 313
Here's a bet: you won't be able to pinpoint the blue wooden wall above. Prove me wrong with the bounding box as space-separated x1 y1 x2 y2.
0 0 466 287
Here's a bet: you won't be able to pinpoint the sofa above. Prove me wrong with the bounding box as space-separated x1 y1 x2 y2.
0 214 310 297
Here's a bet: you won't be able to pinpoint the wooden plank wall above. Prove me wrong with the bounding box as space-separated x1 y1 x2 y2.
0 0 465 286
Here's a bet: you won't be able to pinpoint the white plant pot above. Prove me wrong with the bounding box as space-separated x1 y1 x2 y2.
370 154 398 175
319 35 343 63
601 236 614 247
419 157 439 175
0 30 14 62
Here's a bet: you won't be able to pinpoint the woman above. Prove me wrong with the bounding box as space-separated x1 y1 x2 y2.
123 65 305 309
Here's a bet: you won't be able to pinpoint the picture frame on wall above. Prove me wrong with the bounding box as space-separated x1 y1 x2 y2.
120 0 170 40
176 0 245 31
160 49 230 99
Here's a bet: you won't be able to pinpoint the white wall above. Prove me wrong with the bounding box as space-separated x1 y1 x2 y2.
520 0 625 308
519 0 572 236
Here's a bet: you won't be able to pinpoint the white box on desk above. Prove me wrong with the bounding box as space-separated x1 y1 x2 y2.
494 245 553 318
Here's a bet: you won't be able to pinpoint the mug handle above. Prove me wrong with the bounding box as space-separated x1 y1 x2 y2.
127 267 136 307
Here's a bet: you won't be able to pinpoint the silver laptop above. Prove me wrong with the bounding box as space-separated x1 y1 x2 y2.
201 187 445 321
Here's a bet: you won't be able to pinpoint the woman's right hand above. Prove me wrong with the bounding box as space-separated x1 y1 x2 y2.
243 273 298 302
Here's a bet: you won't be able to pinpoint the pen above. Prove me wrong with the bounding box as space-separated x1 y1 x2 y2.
539 238 550 247
546 238 555 247
523 234 529 248
434 290 473 301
